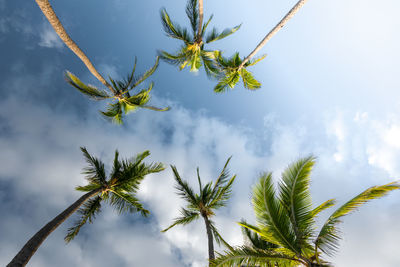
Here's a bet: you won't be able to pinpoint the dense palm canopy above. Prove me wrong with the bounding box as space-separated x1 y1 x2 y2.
65 57 170 124
7 147 165 267
65 147 165 241
159 0 241 75
211 156 400 267
162 157 236 263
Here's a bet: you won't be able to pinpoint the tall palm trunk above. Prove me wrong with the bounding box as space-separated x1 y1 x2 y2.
196 0 204 43
202 215 215 266
7 189 101 267
238 0 308 70
34 0 115 94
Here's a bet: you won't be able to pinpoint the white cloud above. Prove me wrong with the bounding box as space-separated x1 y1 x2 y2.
38 24 63 48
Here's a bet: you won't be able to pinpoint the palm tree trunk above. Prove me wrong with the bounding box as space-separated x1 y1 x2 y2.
238 0 308 70
34 0 115 94
7 189 101 267
196 0 204 42
202 215 215 266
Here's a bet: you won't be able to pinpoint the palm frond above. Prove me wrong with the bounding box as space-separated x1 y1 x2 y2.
245 54 267 67
65 71 110 100
211 246 301 267
100 102 123 124
278 156 315 250
205 24 241 44
64 196 102 243
240 220 280 250
310 199 336 218
241 68 261 90
108 190 149 216
75 183 102 192
315 182 400 255
170 165 198 205
185 0 198 37
158 49 188 67
214 70 240 93
161 208 200 232
200 15 213 37
252 172 300 254
208 175 236 209
160 8 191 43
132 57 159 88
80 147 107 185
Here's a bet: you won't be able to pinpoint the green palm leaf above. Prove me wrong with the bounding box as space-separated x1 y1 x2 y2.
64 196 102 243
80 147 107 185
65 71 110 100
278 156 315 250
252 172 300 254
205 24 241 44
315 182 400 255
211 246 300 267
161 208 200 232
160 8 191 43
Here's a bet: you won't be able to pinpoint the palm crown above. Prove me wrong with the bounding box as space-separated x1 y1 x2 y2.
65 147 165 242
162 157 236 263
65 57 170 124
212 156 400 267
159 0 241 76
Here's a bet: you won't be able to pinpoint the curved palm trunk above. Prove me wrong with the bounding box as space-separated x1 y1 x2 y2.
34 0 115 94
202 215 215 266
196 0 204 42
238 0 308 70
7 189 101 267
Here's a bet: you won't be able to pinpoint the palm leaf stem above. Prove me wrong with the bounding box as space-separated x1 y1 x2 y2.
34 0 116 94
238 0 308 70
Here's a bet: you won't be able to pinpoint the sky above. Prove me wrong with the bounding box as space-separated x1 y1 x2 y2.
1 0 400 266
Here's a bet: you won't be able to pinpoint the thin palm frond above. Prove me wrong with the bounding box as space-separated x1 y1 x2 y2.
132 57 160 88
64 196 102 243
315 182 400 255
80 147 107 185
160 8 191 43
161 208 200 232
108 190 149 216
185 0 199 36
205 24 241 43
65 71 110 100
170 165 198 204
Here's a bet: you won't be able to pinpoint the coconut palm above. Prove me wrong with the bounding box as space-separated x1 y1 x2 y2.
34 0 168 123
159 0 241 76
211 156 400 266
162 157 236 265
65 57 169 124
213 0 308 92
7 147 165 267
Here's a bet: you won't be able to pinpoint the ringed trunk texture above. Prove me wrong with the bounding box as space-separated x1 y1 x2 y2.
238 0 308 69
203 215 215 266
34 0 115 94
7 189 101 267
196 0 204 42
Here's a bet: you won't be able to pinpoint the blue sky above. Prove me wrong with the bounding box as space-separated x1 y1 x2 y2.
1 0 400 266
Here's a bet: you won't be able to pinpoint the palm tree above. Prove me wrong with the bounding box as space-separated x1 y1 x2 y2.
211 156 400 266
65 57 169 124
7 147 165 267
34 0 169 123
213 0 308 92
162 157 236 266
159 0 241 76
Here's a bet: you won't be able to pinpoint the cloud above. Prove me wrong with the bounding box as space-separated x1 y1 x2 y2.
38 23 63 48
